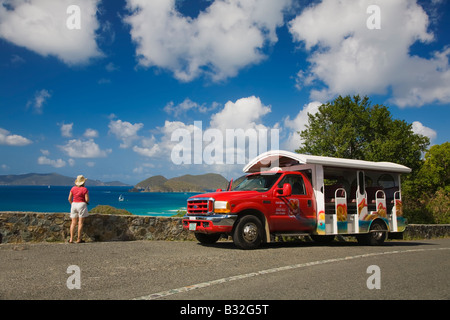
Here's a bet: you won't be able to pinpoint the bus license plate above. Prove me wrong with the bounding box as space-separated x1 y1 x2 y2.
189 223 197 231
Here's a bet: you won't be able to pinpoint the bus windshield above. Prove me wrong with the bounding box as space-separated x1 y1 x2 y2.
233 173 282 192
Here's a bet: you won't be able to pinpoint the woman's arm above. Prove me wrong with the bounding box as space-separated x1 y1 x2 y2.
85 192 90 204
68 191 73 204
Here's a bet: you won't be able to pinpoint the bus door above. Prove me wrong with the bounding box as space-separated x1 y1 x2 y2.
388 190 401 232
324 185 346 234
272 174 316 232
349 170 366 233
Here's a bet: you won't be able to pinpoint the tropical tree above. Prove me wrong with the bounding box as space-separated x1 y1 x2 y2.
296 95 430 172
403 142 450 223
415 142 449 193
295 95 446 223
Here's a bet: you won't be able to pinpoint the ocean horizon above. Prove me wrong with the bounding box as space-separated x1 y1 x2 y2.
0 185 196 217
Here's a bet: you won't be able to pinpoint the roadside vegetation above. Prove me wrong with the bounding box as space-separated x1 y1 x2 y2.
89 205 132 215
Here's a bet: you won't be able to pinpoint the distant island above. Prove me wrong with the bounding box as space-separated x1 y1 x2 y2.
131 173 229 193
0 173 130 186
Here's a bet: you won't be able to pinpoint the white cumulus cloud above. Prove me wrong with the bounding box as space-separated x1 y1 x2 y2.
108 119 143 148
289 0 450 107
130 96 279 166
37 156 66 168
59 139 111 158
164 98 218 117
283 101 322 151
0 128 32 146
59 122 73 138
210 96 272 131
124 0 291 82
83 128 99 138
27 89 51 114
0 0 103 65
412 121 437 142
132 145 160 158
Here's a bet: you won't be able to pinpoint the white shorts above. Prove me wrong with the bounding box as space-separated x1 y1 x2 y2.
70 202 89 218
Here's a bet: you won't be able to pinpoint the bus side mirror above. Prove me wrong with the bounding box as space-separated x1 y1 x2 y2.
275 183 292 197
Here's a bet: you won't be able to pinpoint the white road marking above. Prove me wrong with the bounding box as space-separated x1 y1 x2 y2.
133 247 450 300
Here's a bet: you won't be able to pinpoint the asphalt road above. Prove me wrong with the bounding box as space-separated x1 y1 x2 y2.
1 238 449 302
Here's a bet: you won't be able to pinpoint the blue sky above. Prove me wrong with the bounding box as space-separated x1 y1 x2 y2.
0 0 449 185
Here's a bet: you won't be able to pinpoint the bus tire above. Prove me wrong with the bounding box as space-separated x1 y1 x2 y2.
357 220 387 246
233 215 263 250
195 233 221 244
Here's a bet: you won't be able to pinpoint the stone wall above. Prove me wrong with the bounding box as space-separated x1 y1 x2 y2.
0 212 195 244
403 224 450 240
0 212 449 244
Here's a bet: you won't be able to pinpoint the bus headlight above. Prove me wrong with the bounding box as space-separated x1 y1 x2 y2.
214 201 231 214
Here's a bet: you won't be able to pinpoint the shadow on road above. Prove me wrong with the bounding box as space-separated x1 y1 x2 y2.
196 238 438 250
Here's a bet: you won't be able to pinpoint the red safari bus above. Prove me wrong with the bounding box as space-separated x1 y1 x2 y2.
182 150 411 249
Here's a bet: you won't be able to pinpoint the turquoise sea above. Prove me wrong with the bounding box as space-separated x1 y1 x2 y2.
0 186 196 217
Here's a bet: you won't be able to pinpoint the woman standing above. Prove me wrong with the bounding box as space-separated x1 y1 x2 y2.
68 175 90 243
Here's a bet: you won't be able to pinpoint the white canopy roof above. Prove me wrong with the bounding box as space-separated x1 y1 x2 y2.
243 150 412 174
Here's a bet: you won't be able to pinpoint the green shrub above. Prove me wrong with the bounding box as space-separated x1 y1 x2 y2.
171 209 187 217
89 205 132 215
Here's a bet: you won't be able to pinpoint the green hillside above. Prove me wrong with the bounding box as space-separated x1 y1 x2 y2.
0 173 129 186
134 173 228 192
135 175 168 189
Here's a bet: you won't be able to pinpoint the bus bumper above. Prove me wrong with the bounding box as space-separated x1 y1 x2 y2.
182 214 237 234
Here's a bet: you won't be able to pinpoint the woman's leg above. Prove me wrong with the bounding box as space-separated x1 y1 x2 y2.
70 218 78 243
77 217 85 242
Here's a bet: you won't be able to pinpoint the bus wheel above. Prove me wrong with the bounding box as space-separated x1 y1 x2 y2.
357 220 387 246
233 215 263 250
195 233 221 244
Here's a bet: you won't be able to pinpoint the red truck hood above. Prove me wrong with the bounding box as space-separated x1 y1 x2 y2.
188 190 262 201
